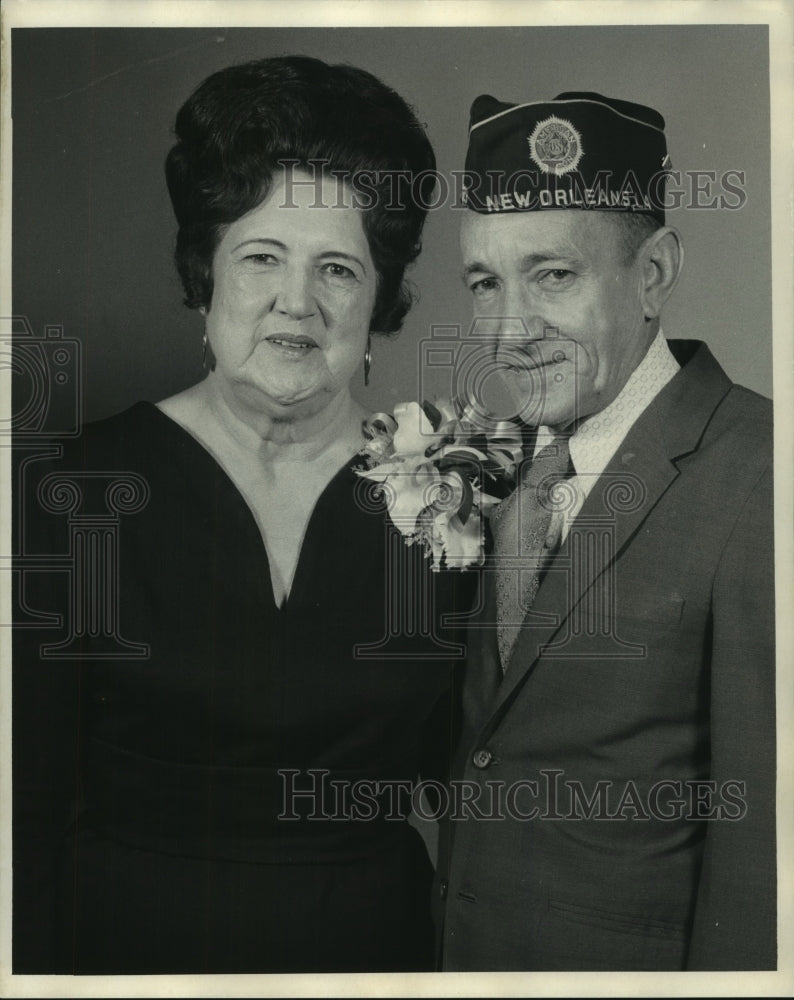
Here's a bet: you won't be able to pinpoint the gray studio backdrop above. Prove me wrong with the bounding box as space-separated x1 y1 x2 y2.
12 25 771 429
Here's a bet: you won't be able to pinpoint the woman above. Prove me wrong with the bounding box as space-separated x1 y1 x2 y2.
13 55 471 974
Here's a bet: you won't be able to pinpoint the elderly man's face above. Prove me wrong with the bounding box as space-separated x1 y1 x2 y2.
460 209 651 431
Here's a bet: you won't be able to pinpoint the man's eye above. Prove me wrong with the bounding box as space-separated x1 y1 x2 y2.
540 269 574 284
469 277 499 295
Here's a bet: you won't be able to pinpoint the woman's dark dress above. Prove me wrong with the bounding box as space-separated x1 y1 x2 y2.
13 403 474 974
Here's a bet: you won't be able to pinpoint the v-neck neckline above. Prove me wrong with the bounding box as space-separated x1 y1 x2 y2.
140 402 363 613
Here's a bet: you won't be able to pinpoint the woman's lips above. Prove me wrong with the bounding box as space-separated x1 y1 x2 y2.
265 333 318 352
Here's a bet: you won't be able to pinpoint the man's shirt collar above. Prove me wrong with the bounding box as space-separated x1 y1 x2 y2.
535 330 679 484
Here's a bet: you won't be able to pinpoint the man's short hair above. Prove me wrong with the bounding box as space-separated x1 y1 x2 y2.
612 212 662 263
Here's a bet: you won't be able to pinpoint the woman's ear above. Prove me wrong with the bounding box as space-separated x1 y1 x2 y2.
639 227 684 320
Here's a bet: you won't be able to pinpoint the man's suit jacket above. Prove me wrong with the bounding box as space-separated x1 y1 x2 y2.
436 340 775 971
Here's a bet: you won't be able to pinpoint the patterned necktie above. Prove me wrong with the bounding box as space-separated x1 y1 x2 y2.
491 436 573 670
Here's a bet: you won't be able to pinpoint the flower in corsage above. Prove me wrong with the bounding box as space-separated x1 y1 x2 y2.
357 399 523 569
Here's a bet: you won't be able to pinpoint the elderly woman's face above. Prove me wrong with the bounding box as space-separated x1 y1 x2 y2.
205 170 377 419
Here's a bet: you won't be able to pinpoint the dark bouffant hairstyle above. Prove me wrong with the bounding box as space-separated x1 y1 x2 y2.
165 55 437 335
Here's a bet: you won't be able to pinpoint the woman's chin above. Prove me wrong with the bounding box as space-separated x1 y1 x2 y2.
236 376 337 419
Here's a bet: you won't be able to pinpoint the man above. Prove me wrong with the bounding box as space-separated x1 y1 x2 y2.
435 92 775 971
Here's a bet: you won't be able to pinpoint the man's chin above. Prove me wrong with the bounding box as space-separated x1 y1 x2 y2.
501 385 577 430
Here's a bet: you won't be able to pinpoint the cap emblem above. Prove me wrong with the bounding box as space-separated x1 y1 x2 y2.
528 116 583 175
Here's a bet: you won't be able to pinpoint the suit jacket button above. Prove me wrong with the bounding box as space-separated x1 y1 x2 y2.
472 748 493 769
439 879 448 900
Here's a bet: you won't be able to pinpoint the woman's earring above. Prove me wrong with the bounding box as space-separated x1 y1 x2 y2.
201 332 216 372
364 334 372 387
199 305 214 372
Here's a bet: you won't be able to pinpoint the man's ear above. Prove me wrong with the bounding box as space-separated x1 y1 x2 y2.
638 227 683 320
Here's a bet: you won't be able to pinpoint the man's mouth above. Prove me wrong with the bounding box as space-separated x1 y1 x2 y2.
499 351 567 372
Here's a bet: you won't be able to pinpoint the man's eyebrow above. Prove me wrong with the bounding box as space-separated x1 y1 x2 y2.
519 251 578 268
462 250 578 279
462 261 492 279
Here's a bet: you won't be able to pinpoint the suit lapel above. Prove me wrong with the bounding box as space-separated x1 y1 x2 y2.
475 340 734 731
488 433 678 717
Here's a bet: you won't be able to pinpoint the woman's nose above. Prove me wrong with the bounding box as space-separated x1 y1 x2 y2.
273 265 317 320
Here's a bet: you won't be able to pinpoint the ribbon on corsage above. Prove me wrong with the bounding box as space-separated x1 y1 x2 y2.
357 399 523 569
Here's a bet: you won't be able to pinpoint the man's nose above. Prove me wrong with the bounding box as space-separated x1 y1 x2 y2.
494 314 540 345
273 264 317 320
493 286 545 346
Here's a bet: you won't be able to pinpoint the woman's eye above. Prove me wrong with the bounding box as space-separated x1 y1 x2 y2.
244 253 277 265
322 262 356 279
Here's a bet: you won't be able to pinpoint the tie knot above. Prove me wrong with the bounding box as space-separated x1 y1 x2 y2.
521 435 573 488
